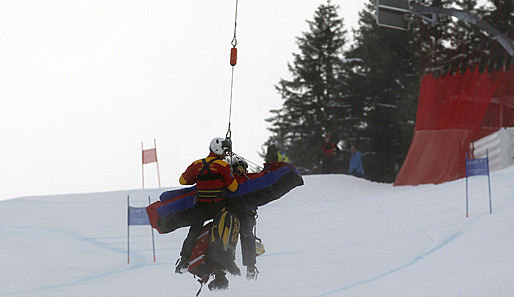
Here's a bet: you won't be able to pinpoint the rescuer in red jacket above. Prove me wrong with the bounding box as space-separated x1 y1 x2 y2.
321 133 338 174
175 137 239 276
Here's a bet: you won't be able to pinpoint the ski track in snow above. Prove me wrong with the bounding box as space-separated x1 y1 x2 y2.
0 225 148 296
311 232 462 297
311 214 494 297
312 179 514 297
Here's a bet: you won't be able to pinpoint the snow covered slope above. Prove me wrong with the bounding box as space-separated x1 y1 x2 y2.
1 166 513 297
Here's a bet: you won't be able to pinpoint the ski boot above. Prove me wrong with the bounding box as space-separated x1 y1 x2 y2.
208 271 229 291
246 265 259 280
175 257 189 274
224 260 241 276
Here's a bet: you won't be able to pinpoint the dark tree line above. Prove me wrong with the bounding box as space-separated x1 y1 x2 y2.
266 0 513 182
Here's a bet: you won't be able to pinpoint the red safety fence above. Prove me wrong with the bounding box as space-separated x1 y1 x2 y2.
394 66 514 186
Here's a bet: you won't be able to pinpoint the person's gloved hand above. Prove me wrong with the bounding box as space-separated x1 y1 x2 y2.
235 165 244 175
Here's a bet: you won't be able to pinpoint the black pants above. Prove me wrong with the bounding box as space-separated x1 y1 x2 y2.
237 210 256 267
180 201 226 259
322 156 334 174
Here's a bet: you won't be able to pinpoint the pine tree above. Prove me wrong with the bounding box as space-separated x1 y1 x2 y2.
268 0 349 173
418 0 513 75
480 0 514 71
344 0 419 182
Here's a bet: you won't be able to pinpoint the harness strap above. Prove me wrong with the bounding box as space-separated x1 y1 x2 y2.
196 158 226 203
196 188 225 203
197 159 223 182
199 159 216 175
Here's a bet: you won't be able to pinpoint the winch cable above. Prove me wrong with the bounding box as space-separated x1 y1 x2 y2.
224 1 267 173
232 152 268 173
226 0 239 142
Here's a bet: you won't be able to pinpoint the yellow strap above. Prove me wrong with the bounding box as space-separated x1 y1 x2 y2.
218 211 227 239
222 227 230 250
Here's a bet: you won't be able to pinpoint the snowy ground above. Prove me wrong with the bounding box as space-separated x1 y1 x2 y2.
1 166 513 297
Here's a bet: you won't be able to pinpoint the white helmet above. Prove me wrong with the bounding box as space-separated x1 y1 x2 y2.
210 137 232 156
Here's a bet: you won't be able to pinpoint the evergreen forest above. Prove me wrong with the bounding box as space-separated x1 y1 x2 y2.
266 0 514 182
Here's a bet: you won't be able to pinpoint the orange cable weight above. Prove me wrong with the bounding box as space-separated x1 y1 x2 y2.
230 47 237 66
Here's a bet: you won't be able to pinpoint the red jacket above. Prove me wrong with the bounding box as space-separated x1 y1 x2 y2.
179 152 238 201
322 141 337 157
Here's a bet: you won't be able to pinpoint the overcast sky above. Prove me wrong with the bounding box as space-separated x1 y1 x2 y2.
0 0 367 200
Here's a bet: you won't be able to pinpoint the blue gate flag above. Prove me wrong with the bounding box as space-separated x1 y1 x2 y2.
127 195 156 264
465 158 489 177
128 206 150 225
464 150 492 217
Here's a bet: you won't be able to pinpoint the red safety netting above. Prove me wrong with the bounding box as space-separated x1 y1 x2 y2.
394 66 514 186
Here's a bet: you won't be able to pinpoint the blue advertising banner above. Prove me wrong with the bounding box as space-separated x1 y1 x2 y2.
128 206 150 226
465 158 489 177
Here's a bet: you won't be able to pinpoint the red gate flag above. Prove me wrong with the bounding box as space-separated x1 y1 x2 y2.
142 148 157 164
141 139 161 188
